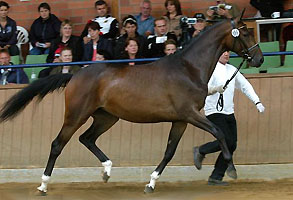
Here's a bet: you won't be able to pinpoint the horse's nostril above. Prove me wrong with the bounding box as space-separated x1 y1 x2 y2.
260 57 264 64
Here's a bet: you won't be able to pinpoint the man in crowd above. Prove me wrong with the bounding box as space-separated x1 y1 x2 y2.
0 49 28 84
147 17 177 58
81 0 119 44
134 0 155 38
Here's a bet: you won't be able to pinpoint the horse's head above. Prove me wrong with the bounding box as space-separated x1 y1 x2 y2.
224 15 264 67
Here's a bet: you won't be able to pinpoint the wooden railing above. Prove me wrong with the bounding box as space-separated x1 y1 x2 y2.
0 72 293 168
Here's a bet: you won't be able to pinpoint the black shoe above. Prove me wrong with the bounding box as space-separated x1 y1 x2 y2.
193 146 205 170
208 177 229 186
226 163 237 180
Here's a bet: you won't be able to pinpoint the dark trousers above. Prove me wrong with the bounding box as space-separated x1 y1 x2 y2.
199 113 237 180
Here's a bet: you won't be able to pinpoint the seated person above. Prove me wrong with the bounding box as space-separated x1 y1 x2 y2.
114 15 147 59
119 37 143 66
29 2 61 55
189 13 208 38
134 0 155 37
0 1 19 56
50 47 80 75
46 19 82 63
82 21 113 61
95 49 112 61
164 39 177 56
147 17 177 58
206 0 240 21
0 49 29 84
81 0 119 43
163 0 183 40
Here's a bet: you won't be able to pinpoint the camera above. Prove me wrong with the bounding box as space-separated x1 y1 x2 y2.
209 6 218 11
180 17 197 25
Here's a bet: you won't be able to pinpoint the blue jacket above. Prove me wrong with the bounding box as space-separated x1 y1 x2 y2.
0 68 29 84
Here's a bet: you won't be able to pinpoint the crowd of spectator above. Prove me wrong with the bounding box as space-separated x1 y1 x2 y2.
1 0 286 84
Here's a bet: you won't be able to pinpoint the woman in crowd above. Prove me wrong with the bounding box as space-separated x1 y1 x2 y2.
82 21 113 61
120 37 143 66
0 1 19 56
114 15 147 59
49 47 80 75
46 19 82 63
163 0 183 40
29 2 61 55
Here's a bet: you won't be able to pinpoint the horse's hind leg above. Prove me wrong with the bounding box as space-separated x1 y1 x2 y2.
79 109 119 182
145 121 187 193
188 112 231 163
37 115 88 193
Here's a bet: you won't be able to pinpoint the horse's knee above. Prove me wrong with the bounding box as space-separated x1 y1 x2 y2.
79 134 90 147
50 139 63 157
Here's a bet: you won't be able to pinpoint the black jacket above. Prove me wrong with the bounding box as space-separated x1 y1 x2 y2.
46 35 83 63
0 17 17 47
146 32 177 58
114 33 147 59
29 14 61 46
82 38 113 61
250 0 284 17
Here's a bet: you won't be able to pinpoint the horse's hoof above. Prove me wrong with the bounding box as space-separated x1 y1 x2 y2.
102 171 110 183
144 185 154 194
227 162 237 180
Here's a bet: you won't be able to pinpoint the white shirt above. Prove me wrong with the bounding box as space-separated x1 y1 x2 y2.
204 62 260 116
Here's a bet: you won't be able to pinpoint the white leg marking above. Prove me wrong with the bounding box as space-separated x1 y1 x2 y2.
146 171 160 189
37 174 50 193
102 160 112 176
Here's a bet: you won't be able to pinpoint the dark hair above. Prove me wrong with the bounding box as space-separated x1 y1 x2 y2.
95 0 107 7
164 39 177 48
122 15 137 27
125 37 140 49
0 1 9 9
97 49 111 60
164 0 182 16
154 17 167 26
60 47 72 54
38 2 51 12
88 21 101 30
0 49 9 55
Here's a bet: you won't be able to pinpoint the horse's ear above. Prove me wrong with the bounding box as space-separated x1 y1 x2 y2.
234 8 245 24
240 8 246 20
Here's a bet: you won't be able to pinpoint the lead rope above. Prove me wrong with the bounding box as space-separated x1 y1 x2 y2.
216 57 246 111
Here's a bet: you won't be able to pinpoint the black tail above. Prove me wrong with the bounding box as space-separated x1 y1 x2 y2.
0 73 73 122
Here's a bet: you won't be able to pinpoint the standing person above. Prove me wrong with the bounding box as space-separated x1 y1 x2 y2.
0 49 28 84
0 1 19 56
163 0 183 40
29 2 61 55
134 0 155 38
147 17 177 58
82 21 113 61
81 0 119 44
193 51 265 186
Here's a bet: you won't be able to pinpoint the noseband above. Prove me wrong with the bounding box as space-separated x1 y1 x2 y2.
230 19 259 60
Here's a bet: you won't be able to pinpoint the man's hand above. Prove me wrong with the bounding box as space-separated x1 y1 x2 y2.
256 102 265 113
208 85 225 95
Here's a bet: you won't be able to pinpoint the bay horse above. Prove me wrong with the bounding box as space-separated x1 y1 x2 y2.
0 16 263 194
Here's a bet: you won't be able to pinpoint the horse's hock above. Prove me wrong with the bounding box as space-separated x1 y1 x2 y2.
0 73 292 170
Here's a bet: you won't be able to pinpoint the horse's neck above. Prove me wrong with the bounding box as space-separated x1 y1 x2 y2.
182 21 231 84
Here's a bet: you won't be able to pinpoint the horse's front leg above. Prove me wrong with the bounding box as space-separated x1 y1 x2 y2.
144 122 187 193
